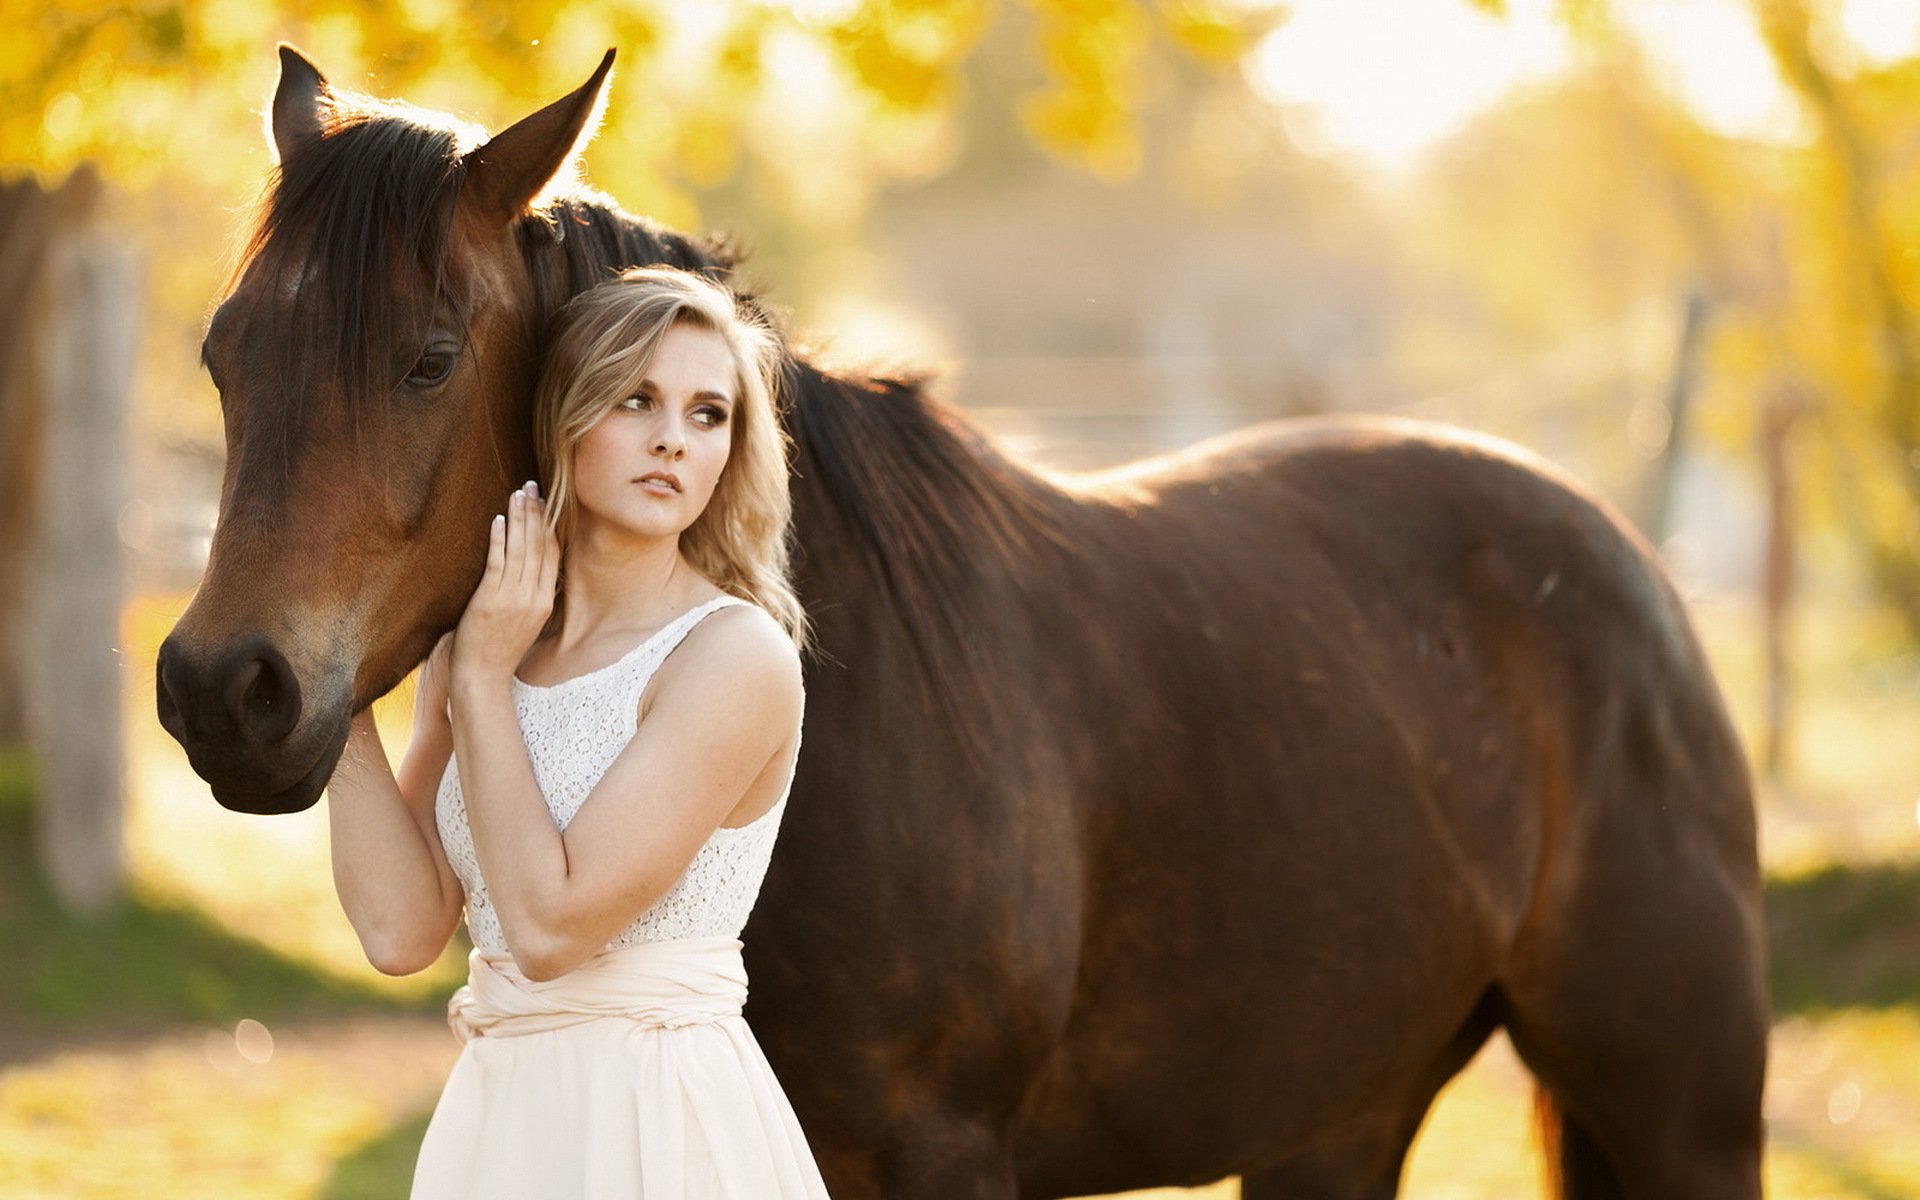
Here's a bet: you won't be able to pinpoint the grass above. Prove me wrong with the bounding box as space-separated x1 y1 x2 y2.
1769 861 1920 1016
317 1111 434 1200
0 753 442 1036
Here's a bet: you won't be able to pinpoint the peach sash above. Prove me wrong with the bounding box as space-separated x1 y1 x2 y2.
411 936 831 1199
447 936 748 1042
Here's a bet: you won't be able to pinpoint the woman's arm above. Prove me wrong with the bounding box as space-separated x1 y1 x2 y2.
447 486 802 980
326 637 466 975
451 609 801 980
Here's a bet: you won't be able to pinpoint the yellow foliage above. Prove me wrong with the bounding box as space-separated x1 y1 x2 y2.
1158 2 1262 65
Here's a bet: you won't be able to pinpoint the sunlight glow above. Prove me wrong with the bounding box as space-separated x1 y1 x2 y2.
759 0 861 27
1243 0 1570 171
1843 0 1920 64
1620 0 1800 142
1244 0 1812 169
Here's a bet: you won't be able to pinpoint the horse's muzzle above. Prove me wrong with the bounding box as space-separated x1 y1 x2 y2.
156 633 344 813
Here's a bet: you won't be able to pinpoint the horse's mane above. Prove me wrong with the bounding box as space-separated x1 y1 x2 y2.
227 91 1070 764
782 364 1073 752
519 194 735 315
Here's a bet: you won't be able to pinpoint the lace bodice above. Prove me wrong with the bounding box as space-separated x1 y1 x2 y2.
435 596 799 959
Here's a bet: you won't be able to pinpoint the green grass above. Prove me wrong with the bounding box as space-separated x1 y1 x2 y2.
1768 861 1920 1016
0 745 440 1033
316 1110 433 1200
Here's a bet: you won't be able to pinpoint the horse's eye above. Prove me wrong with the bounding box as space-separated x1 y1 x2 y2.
406 352 455 388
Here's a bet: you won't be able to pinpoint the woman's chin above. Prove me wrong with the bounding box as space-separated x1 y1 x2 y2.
573 511 694 548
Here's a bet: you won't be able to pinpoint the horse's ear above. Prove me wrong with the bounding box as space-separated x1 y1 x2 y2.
464 49 616 225
271 44 330 163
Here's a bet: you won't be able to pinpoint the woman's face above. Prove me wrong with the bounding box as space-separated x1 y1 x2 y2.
570 321 738 548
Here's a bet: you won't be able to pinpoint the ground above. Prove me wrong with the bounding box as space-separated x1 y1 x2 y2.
0 591 1915 1199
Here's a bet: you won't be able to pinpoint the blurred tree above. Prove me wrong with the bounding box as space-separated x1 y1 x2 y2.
1753 0 1920 639
0 0 1284 482
2 0 1915 650
1404 0 1920 648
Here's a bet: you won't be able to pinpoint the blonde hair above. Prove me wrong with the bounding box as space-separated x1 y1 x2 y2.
533 267 806 649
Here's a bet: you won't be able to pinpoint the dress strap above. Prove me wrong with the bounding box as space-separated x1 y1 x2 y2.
606 595 755 719
656 595 751 659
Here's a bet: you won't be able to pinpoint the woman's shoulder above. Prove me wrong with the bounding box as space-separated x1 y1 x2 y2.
657 596 803 700
690 598 802 673
636 600 802 743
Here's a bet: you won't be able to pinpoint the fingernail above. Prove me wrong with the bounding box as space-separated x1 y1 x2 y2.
523 480 538 495
493 514 504 527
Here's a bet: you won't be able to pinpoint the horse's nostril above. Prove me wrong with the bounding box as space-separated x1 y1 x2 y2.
155 637 186 734
222 647 303 746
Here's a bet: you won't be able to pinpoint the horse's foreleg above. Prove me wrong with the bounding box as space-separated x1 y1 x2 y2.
1238 984 1504 1200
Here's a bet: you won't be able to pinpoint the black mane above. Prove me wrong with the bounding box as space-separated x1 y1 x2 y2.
519 194 735 319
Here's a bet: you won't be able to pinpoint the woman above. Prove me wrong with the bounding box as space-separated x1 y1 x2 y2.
324 267 831 1198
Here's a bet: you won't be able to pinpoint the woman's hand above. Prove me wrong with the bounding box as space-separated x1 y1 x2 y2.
451 482 559 690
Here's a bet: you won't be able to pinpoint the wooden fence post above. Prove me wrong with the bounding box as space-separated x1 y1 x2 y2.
0 176 66 745
13 166 138 912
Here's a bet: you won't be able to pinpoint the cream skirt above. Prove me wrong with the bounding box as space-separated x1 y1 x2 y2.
410 936 831 1199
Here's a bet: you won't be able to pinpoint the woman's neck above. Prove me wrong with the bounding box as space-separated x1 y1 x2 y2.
554 525 708 647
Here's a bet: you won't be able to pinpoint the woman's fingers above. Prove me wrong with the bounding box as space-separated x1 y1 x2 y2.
535 496 559 605
477 483 552 618
483 511 506 588
517 482 542 592
528 482 554 599
506 486 528 588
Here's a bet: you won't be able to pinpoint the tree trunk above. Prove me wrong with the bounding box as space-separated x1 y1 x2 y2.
1641 289 1710 545
1758 381 1805 781
1759 0 1920 639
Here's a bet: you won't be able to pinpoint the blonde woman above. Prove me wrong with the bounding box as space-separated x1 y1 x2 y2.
324 267 830 1197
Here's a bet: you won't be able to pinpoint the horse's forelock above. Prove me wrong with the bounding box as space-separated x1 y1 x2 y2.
229 102 474 419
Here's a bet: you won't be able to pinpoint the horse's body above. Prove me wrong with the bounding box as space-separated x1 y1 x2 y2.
157 51 1767 1198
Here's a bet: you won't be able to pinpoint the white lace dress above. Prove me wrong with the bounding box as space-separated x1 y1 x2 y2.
411 595 830 1199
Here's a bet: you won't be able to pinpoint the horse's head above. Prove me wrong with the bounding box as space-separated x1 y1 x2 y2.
157 47 614 813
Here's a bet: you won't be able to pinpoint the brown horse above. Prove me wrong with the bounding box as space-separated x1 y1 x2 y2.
157 48 1768 1199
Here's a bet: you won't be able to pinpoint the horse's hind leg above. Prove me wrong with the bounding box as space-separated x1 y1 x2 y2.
1501 709 1768 1199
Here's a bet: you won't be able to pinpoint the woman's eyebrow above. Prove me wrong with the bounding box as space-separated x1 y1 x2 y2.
634 379 733 407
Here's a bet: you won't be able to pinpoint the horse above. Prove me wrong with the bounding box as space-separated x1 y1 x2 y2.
156 47 1768 1199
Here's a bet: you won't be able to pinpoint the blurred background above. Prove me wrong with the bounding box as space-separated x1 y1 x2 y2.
1 0 1917 1195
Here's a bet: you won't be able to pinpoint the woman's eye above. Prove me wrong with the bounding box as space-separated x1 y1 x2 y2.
694 407 728 428
620 395 651 411
406 353 455 387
